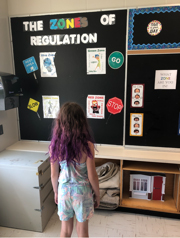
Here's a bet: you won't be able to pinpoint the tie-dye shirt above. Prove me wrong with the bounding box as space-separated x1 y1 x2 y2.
59 160 90 185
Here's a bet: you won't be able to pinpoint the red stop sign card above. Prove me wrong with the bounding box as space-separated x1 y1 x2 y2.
106 97 124 114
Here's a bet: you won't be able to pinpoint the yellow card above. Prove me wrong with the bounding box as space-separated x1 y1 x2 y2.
130 113 144 136
27 98 40 112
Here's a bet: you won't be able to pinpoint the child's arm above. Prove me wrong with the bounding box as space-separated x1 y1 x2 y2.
49 145 59 204
86 142 100 208
51 160 59 204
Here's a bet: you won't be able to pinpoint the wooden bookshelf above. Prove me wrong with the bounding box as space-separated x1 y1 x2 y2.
121 191 178 214
123 161 180 174
5 141 180 215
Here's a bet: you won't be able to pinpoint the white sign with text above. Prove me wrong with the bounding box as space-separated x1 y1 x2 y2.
155 70 177 89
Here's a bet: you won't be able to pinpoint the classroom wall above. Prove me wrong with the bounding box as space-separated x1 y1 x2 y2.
0 0 13 73
1 0 179 150
0 0 19 152
7 0 180 16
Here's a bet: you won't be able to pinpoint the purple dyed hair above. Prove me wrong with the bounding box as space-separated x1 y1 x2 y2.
49 102 95 165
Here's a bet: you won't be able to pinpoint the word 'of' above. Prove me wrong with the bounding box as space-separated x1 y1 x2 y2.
50 17 88 30
30 33 97 45
100 14 116 25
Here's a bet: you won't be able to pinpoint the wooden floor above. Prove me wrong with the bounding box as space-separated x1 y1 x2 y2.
0 208 180 237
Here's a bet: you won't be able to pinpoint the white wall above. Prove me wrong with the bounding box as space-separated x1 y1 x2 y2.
7 0 180 16
0 0 13 73
0 0 19 151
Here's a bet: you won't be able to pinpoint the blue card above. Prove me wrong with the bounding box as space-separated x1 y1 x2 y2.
23 56 38 74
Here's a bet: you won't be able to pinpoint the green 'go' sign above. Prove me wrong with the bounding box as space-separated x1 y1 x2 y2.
108 51 124 69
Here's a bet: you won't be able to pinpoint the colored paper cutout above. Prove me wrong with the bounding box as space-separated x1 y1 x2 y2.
108 51 124 69
27 98 40 112
147 20 162 36
23 56 38 74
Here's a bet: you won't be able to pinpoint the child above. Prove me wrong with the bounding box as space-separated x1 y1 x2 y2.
49 102 100 237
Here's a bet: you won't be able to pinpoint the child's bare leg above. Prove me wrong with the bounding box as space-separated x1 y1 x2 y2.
60 217 74 237
76 219 89 237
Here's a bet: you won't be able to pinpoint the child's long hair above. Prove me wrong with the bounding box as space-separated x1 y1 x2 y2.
49 102 94 165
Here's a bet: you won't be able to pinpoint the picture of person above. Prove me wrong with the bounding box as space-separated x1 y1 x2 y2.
134 101 140 105
93 54 101 71
91 100 100 113
134 88 140 93
134 123 140 128
134 129 139 134
134 117 139 121
135 94 140 99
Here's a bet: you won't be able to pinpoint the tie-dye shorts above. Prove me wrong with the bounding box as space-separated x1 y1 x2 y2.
57 183 94 222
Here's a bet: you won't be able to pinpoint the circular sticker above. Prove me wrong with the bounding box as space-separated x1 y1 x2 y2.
147 20 162 36
108 51 124 69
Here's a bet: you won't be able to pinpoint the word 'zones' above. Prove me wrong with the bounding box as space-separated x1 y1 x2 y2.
23 18 88 32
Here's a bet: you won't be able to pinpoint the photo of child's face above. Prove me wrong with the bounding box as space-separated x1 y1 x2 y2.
134 123 139 128
134 129 139 134
134 117 139 121
135 94 140 99
134 88 140 93
134 101 140 105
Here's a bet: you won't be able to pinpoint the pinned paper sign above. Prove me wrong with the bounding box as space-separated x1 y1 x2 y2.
130 113 144 136
23 56 38 82
131 84 144 108
40 52 57 77
27 98 41 119
87 48 106 74
87 95 105 119
155 70 177 89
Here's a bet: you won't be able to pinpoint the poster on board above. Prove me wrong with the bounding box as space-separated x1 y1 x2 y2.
40 52 57 77
87 95 105 119
131 84 144 108
130 113 144 136
42 95 60 118
86 48 106 74
154 70 177 89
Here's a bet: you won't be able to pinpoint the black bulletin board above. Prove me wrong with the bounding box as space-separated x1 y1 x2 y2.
133 11 180 45
11 10 127 145
126 6 180 148
125 54 180 148
128 6 180 50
